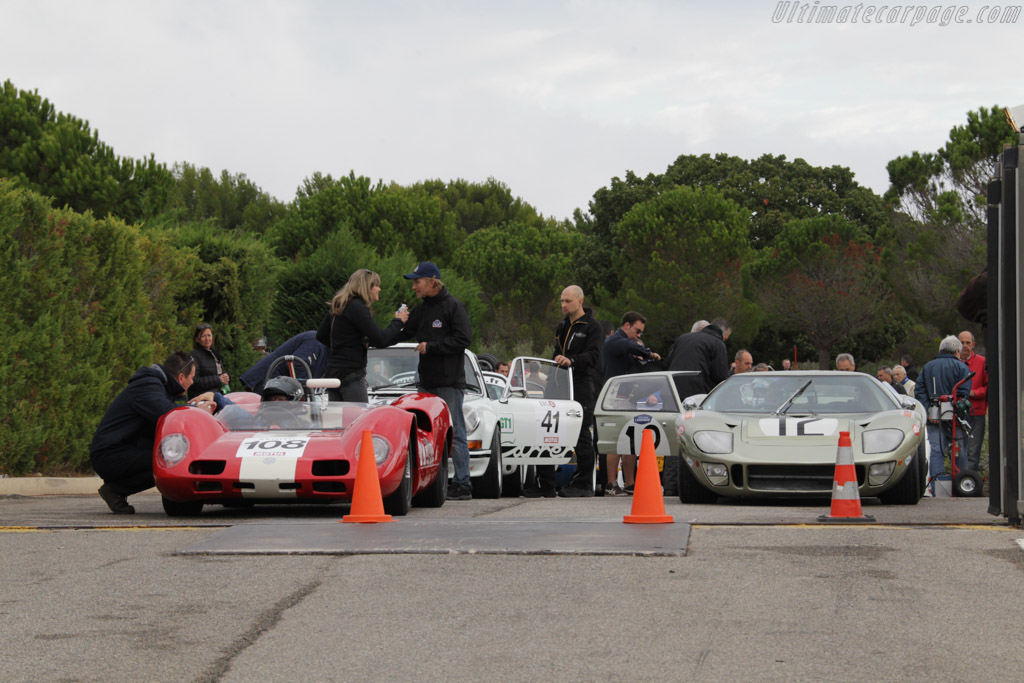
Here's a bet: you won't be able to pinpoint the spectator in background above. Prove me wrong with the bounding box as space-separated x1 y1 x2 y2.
601 312 661 495
241 331 330 395
496 361 510 377
901 354 919 381
666 318 732 398
893 364 915 397
690 319 709 333
915 336 972 484
876 366 907 395
732 349 753 375
317 268 409 402
781 359 792 371
189 323 231 399
958 330 988 472
753 362 771 372
836 353 856 371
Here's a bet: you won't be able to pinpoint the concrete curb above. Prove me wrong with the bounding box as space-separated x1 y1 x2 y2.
0 477 158 496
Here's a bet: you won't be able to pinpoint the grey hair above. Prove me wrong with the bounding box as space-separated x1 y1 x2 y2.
939 335 962 355
691 319 709 333
836 353 855 366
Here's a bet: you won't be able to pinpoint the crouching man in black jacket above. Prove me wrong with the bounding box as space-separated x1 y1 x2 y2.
396 262 475 501
90 351 221 514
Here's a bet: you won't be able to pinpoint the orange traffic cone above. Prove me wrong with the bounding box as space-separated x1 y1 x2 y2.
342 430 394 523
817 430 875 523
624 428 674 524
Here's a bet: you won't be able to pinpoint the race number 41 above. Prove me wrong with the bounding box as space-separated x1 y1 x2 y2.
536 404 563 445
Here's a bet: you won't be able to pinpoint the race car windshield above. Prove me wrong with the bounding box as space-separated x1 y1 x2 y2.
216 402 371 431
702 375 895 414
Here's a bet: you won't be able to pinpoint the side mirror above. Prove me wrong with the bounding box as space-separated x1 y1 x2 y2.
900 397 918 411
682 395 706 411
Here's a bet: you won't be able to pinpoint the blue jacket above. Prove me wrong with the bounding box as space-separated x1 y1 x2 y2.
914 352 972 404
240 331 329 394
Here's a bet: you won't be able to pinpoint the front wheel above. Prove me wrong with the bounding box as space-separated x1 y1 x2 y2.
413 435 449 508
383 437 413 516
502 463 524 497
678 458 717 504
473 427 503 499
162 496 204 517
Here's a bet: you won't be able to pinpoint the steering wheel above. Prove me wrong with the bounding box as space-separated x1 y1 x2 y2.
265 354 313 382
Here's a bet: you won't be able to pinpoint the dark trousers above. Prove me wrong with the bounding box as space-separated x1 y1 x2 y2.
566 408 596 491
91 446 155 497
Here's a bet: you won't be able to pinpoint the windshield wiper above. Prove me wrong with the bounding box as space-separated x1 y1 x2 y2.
369 382 416 391
774 380 812 415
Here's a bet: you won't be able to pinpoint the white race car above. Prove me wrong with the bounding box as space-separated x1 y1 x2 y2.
367 346 584 497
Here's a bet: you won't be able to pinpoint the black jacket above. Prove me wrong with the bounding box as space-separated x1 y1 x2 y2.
602 328 652 381
317 296 404 381
90 365 186 459
396 287 472 389
666 324 729 396
241 331 330 393
188 347 227 399
554 308 603 404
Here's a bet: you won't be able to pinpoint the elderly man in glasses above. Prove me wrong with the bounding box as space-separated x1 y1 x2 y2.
90 351 222 514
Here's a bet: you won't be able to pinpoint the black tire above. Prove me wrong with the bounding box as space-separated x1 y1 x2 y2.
502 463 524 497
678 458 717 504
161 496 204 517
879 456 921 505
914 438 928 502
953 469 984 498
383 436 413 516
473 426 503 499
413 433 449 508
477 353 500 373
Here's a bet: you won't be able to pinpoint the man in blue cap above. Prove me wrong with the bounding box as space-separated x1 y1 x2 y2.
396 262 474 500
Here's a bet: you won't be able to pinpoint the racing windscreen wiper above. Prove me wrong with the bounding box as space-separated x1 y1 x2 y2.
773 380 812 415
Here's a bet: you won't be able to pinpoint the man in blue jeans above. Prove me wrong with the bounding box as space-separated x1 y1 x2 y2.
397 262 474 500
914 335 972 486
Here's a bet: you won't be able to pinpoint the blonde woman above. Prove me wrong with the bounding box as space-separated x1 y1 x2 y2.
316 269 409 402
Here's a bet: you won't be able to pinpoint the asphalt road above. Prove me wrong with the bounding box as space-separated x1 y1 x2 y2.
2 492 1022 682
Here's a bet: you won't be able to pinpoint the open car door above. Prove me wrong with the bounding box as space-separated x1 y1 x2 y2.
497 357 584 466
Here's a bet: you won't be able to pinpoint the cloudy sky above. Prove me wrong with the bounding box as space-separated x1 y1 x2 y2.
3 0 1020 219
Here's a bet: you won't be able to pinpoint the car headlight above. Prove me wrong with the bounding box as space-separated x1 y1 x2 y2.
463 405 481 433
693 431 733 454
868 461 896 486
158 433 189 467
862 429 904 454
371 435 391 465
701 461 729 486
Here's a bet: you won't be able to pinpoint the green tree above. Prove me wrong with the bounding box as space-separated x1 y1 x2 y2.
743 215 894 369
0 181 199 474
166 222 281 382
163 162 285 234
0 79 175 224
881 105 1016 339
414 177 545 234
452 220 583 353
610 186 757 354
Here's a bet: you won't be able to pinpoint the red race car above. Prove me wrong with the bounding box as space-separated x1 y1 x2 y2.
153 379 450 517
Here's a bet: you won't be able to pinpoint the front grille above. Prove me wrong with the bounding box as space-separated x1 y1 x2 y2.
189 460 226 475
747 464 864 492
194 481 222 492
311 460 349 476
312 481 346 493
